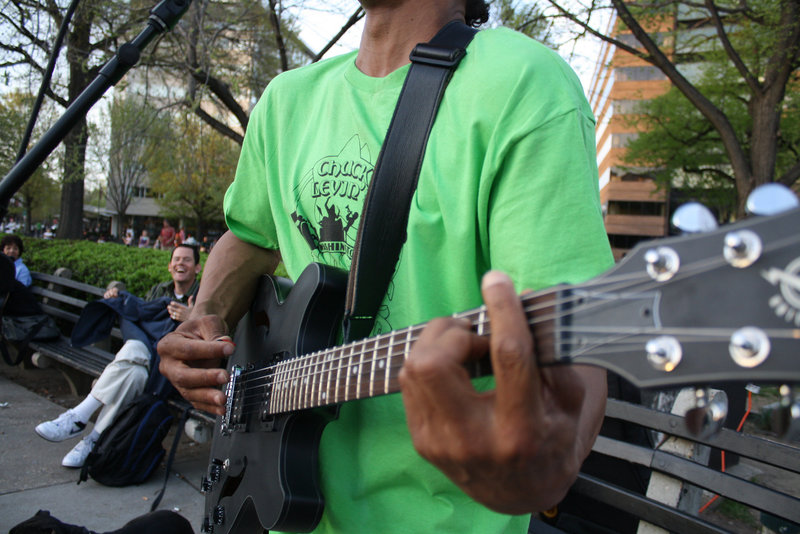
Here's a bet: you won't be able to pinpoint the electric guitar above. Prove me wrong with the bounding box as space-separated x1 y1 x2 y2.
200 206 800 534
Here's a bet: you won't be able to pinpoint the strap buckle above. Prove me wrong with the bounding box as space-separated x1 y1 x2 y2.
409 43 466 69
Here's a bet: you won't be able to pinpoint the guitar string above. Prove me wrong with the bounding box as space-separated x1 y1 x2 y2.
231 262 665 390
231 290 797 415
237 226 800 393
233 324 796 415
230 331 757 415
232 244 743 390
229 233 800 415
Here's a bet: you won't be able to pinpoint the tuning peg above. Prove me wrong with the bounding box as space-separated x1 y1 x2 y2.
769 385 800 442
671 202 718 233
746 183 800 216
684 388 728 439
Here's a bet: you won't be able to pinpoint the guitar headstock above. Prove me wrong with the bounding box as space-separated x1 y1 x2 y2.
561 204 800 390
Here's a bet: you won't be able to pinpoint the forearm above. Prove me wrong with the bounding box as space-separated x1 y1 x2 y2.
192 230 281 328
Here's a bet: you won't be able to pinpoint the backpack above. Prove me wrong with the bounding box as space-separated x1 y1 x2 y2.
79 393 174 488
79 392 190 510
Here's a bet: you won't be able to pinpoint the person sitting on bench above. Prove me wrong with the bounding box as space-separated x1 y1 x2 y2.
34 244 201 468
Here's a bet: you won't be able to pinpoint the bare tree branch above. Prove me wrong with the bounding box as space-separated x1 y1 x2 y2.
704 0 761 93
189 102 243 145
267 0 289 72
314 7 364 62
189 67 249 132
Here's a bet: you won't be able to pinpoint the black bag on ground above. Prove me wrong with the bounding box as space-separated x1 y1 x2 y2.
79 393 173 487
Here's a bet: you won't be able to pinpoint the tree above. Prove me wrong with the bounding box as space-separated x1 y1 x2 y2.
0 1 147 238
97 95 168 235
0 91 60 234
131 1 364 145
148 113 239 238
545 0 800 217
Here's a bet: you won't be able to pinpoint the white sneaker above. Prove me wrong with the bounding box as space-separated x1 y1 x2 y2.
35 410 87 442
62 435 97 468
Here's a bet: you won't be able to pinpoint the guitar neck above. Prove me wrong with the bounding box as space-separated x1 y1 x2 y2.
228 294 549 418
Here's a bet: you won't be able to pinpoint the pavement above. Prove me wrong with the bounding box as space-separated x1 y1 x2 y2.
0 375 210 533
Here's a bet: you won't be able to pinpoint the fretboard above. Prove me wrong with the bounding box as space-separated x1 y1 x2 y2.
228 304 509 420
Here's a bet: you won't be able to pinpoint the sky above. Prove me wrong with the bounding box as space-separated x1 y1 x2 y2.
291 1 604 95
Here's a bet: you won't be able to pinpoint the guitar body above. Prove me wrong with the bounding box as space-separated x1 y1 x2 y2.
202 263 348 534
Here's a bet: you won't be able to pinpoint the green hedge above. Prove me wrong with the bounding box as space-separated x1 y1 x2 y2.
16 237 190 296
6 234 288 296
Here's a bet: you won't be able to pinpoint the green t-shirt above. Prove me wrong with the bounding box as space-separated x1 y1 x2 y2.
224 27 613 534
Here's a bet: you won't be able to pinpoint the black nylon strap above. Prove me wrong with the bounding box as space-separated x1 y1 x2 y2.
150 406 190 512
343 21 478 342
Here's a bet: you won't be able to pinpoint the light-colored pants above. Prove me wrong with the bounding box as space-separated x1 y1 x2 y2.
91 339 150 433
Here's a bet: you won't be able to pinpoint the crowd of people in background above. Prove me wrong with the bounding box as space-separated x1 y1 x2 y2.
1 216 218 253
0 216 58 239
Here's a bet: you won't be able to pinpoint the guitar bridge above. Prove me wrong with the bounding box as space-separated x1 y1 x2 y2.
220 365 244 435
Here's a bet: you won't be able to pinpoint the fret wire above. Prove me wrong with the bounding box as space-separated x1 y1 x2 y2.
282 359 292 413
300 357 308 410
343 342 353 402
357 338 367 401
292 356 301 410
282 359 291 413
286 359 297 411
315 351 325 408
403 326 413 360
342 345 351 403
286 358 296 412
273 360 284 413
332 346 342 404
370 333 382 398
291 357 301 412
269 360 279 414
308 352 317 409
324 347 334 405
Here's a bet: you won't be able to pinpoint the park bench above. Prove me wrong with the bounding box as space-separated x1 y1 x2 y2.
529 386 800 534
24 269 214 433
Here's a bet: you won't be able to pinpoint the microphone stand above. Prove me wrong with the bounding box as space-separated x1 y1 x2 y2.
0 0 192 219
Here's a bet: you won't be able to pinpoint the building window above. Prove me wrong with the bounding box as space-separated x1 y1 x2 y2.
612 99 644 114
130 186 150 198
615 66 667 82
607 200 665 216
612 132 639 148
616 32 668 49
608 234 654 250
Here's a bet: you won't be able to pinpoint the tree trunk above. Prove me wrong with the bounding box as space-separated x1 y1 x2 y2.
56 6 93 240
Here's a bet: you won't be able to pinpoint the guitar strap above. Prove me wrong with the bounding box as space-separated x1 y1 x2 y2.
343 20 478 342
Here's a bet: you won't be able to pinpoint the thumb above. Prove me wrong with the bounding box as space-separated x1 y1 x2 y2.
188 295 195 307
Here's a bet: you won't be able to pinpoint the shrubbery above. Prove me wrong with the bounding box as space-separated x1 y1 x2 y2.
6 234 288 296
13 237 201 296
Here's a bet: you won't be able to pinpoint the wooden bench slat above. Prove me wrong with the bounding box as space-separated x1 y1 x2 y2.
28 337 112 377
30 286 90 309
31 272 106 296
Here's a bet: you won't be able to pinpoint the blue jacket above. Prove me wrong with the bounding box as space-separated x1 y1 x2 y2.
70 292 179 396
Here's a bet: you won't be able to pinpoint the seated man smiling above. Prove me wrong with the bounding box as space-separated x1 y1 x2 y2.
34 244 201 467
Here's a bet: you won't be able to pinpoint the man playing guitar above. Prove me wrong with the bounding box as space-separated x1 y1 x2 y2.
158 1 613 532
